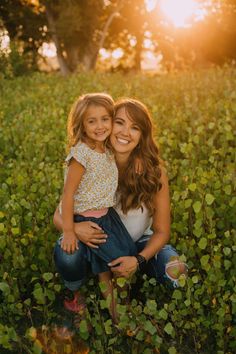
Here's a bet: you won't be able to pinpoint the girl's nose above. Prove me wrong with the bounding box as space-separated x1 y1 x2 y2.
96 120 103 129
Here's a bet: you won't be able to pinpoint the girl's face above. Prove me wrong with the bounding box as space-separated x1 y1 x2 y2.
110 107 141 156
83 104 112 143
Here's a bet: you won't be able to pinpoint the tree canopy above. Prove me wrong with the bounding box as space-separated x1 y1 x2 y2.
1 0 236 74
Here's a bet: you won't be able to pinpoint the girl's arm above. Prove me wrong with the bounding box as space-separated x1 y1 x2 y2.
61 159 85 253
53 207 107 249
109 166 170 276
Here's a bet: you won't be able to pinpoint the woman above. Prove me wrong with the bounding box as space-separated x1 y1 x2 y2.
53 98 187 307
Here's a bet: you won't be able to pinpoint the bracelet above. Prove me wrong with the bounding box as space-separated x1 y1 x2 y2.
134 254 147 271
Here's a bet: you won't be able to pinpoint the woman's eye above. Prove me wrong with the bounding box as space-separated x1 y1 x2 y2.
114 120 123 125
132 126 140 131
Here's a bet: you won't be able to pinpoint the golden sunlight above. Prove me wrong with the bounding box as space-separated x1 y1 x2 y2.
160 0 199 28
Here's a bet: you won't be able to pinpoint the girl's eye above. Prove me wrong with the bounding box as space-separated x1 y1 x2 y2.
132 126 140 131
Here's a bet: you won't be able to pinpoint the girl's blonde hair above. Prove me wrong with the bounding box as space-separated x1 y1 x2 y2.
67 93 114 148
115 98 162 215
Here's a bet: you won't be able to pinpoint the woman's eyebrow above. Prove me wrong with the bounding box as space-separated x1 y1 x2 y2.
114 116 125 121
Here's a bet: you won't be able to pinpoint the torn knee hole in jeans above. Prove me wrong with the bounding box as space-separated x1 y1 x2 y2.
165 257 188 283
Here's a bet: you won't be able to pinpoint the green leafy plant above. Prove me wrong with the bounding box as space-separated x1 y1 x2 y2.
0 66 235 353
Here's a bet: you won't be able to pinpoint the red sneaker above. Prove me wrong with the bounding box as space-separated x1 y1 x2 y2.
63 292 86 313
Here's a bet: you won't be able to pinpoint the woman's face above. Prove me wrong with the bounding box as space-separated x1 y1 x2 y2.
110 107 141 156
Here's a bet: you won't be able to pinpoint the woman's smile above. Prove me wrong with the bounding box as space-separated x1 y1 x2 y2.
116 137 130 145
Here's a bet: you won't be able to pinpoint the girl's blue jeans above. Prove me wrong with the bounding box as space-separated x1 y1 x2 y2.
54 234 181 291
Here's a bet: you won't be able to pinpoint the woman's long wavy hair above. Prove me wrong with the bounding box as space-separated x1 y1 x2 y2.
67 93 114 149
115 98 162 215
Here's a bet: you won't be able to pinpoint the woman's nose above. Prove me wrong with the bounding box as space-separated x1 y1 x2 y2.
121 124 130 136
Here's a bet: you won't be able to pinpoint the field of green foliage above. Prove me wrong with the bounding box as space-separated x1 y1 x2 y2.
0 66 235 354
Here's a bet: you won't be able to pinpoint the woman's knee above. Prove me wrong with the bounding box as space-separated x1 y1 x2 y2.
165 256 188 286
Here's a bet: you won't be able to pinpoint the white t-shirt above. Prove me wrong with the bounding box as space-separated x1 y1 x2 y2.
115 204 153 242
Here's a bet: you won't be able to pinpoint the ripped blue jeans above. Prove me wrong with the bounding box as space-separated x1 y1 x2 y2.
54 234 183 291
136 235 181 287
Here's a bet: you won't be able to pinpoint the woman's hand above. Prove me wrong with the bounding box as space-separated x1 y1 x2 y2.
108 256 138 278
74 221 107 249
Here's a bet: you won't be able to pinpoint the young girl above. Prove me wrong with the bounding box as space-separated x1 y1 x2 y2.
55 93 137 320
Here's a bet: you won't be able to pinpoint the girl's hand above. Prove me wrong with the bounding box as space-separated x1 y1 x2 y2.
74 221 107 249
108 256 138 278
61 231 79 254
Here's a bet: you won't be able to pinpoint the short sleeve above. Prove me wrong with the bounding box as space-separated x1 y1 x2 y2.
65 143 88 168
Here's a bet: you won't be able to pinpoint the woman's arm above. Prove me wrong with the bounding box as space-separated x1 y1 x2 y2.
109 166 170 276
53 207 107 249
139 166 170 260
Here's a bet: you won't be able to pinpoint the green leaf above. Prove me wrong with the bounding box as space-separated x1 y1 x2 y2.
11 227 20 235
205 193 215 205
188 183 197 191
104 319 112 334
164 322 174 335
193 201 201 213
42 273 53 282
116 277 127 288
200 255 210 268
172 289 182 300
54 284 61 292
0 282 10 295
99 299 107 309
32 341 43 354
144 320 157 335
33 287 45 304
95 323 103 335
159 308 168 320
79 319 88 333
192 275 199 284
198 237 207 250
224 185 231 195
136 330 144 341
223 247 231 256
146 299 157 312
99 281 108 293
149 278 156 285
168 347 177 354
224 260 231 270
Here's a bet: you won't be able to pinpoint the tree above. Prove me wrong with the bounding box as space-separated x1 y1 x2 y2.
0 0 47 69
0 0 126 74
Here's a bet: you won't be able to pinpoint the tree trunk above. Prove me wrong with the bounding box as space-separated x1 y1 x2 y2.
65 44 80 72
82 0 124 71
45 4 71 76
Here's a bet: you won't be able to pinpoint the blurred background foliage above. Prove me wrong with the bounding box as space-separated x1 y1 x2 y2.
1 0 236 77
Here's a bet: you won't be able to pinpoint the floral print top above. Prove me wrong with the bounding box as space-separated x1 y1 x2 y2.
64 142 118 214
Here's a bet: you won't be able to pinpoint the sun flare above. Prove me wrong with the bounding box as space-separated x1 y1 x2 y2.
160 0 199 28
